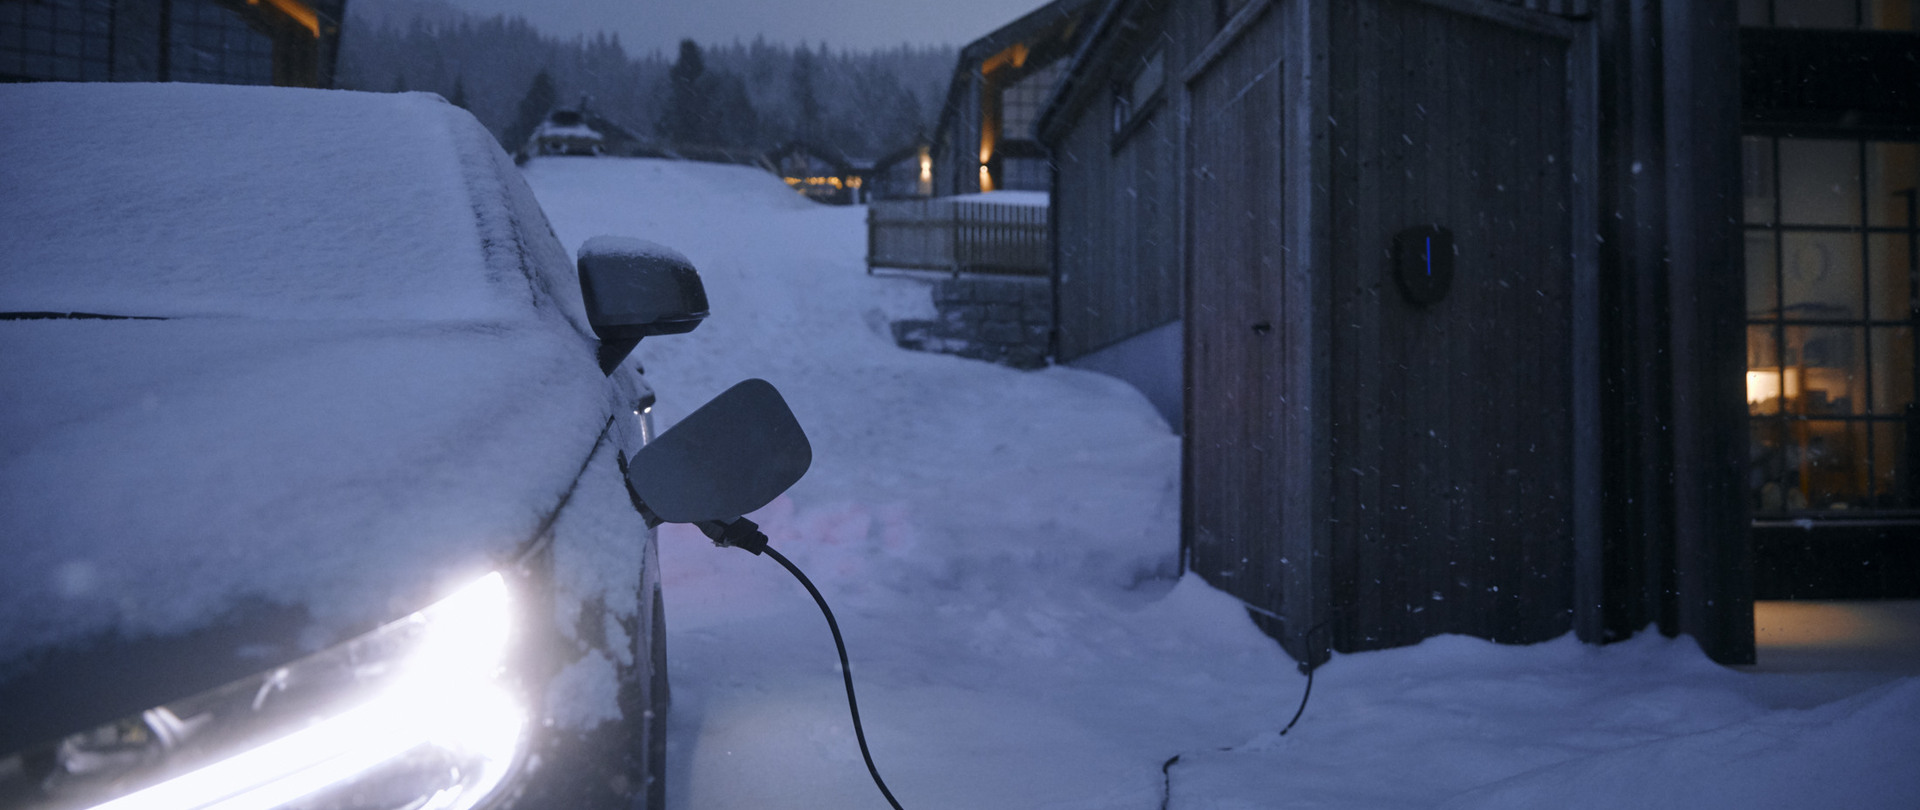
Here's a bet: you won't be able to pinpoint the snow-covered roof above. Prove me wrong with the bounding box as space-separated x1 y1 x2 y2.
536 122 604 141
948 190 1050 208
0 84 613 704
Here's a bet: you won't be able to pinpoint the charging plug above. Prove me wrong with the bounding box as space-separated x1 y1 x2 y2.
695 517 769 555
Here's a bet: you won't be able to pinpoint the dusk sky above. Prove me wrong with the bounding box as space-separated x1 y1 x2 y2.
433 0 1057 54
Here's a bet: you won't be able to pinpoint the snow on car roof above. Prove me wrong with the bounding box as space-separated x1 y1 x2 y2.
0 82 586 332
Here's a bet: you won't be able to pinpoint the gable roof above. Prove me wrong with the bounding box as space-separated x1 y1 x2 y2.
1034 0 1154 144
872 135 933 173
768 140 856 174
932 0 1105 155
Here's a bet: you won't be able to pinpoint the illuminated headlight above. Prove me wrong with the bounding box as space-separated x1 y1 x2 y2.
0 573 525 810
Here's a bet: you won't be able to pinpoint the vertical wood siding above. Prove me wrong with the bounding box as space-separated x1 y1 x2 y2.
1051 9 1188 362
1185 5 1299 647
1326 0 1576 650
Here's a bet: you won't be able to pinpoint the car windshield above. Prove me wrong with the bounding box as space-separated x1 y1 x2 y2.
0 83 578 328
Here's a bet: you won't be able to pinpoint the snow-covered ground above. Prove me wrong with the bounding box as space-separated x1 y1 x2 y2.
523 157 1920 810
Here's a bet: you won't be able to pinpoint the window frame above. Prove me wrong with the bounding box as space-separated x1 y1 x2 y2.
1743 134 1920 521
1110 46 1165 149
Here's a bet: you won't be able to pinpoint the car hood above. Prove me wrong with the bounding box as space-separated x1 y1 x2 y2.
0 315 612 752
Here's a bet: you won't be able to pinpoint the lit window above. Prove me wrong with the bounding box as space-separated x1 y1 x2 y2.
0 0 115 82
1740 0 1916 31
1000 60 1064 142
1744 135 1920 512
168 0 274 85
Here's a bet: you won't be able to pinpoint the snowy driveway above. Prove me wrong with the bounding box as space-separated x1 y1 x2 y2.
523 157 1919 810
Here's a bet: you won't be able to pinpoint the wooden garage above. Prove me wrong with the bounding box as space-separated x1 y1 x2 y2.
1042 0 1782 667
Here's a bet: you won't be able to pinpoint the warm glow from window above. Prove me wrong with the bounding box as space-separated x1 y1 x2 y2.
261 0 321 37
1754 601 1903 648
918 151 932 183
1746 369 1799 404
979 165 993 192
982 43 1029 74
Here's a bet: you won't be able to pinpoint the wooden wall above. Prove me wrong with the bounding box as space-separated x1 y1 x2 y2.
1050 2 1188 362
1047 0 1752 666
1185 1 1330 663
1324 0 1580 650
936 75 984 197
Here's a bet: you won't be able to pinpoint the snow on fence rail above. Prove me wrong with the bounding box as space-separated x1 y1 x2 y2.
866 198 1049 277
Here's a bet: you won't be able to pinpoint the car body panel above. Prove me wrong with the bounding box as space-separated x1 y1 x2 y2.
0 83 673 807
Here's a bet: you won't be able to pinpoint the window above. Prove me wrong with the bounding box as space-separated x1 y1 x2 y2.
1111 48 1164 137
1744 135 1920 513
1000 60 1063 142
1740 0 1916 30
0 0 114 82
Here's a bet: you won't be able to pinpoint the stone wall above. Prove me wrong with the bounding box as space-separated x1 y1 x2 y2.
890 277 1052 369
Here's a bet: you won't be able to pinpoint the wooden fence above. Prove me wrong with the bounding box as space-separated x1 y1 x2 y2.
866 198 1050 277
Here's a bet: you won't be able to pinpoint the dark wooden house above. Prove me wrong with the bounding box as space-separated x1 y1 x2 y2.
931 0 1102 196
1040 0 1919 669
871 138 936 201
527 105 654 158
770 141 867 205
1 0 346 87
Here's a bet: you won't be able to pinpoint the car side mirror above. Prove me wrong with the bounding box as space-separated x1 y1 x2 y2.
577 236 709 374
627 379 812 526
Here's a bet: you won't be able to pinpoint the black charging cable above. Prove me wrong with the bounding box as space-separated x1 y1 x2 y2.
698 517 907 810
1158 615 1330 810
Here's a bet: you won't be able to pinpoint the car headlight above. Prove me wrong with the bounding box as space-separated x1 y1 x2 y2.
0 572 524 810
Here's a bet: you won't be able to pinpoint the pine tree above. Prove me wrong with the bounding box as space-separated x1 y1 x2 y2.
449 75 470 110
658 39 710 146
504 69 557 152
790 45 820 143
707 72 760 147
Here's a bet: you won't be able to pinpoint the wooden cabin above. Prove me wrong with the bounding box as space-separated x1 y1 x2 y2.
0 0 345 87
525 103 653 158
1040 0 1919 669
871 138 936 201
931 0 1101 196
770 141 867 205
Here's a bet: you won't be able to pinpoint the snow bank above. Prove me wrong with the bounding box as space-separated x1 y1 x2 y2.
1173 633 1920 810
524 156 1178 593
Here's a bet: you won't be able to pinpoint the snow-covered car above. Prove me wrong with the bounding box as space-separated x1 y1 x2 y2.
0 83 704 810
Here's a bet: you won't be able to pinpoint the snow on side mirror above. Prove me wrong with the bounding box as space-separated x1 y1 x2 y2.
627 379 811 526
577 236 709 374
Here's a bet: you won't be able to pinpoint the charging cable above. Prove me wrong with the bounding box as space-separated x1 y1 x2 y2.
698 517 907 810
1158 616 1328 810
